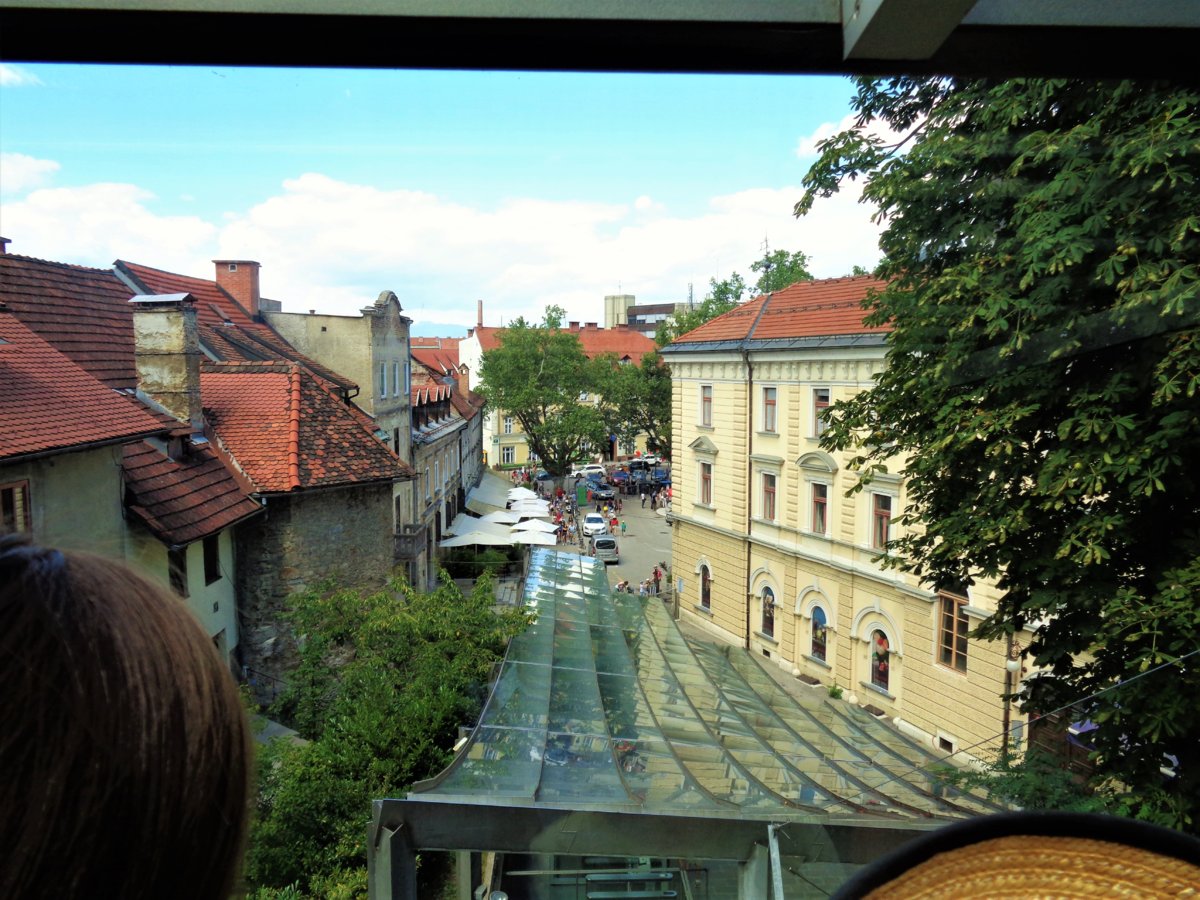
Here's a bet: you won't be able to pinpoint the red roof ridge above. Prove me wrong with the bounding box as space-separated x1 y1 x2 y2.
288 363 302 491
3 252 116 275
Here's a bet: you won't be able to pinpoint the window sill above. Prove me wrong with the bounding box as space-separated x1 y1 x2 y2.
695 424 714 432
860 681 895 700
694 604 713 617
936 661 969 677
757 430 779 438
805 655 831 669
693 502 716 511
751 516 779 526
804 529 831 540
756 632 778 644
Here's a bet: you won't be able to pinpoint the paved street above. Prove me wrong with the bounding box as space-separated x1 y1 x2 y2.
594 489 672 593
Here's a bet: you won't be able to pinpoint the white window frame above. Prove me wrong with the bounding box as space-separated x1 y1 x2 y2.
698 461 713 505
379 362 388 399
393 361 401 396
761 472 777 521
813 387 830 437
762 386 777 434
870 491 894 549
810 481 829 535
700 384 713 427
503 416 514 435
501 445 515 465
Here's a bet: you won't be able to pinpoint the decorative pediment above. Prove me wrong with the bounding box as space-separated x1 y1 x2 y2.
688 435 719 456
796 450 838 474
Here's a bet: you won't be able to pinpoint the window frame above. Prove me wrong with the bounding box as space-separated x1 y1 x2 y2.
700 384 713 427
699 564 712 610
761 587 776 639
811 606 828 661
203 534 221 585
938 592 970 672
501 445 515 465
761 471 777 521
870 629 890 691
811 481 829 535
813 387 830 437
393 360 401 396
698 460 713 505
871 492 893 549
503 415 514 435
1 480 32 534
168 546 189 597
762 386 777 433
379 361 388 399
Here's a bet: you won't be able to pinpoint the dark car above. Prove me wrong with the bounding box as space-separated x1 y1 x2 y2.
610 470 630 484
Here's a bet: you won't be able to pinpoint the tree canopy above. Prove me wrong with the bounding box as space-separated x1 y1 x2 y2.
801 77 1200 829
478 306 612 475
245 571 529 897
597 350 673 461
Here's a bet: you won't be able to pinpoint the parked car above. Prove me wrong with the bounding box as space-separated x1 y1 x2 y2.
582 513 608 536
581 463 607 478
591 485 615 501
641 454 662 467
535 469 554 482
591 535 619 563
609 470 630 484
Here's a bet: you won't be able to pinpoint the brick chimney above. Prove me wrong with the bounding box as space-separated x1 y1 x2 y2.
130 293 203 431
569 321 580 330
0 237 10 254
214 259 261 316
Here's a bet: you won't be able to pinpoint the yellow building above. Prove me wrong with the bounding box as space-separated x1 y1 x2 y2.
661 276 1030 760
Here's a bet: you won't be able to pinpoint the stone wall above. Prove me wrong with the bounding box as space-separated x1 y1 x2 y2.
235 481 395 697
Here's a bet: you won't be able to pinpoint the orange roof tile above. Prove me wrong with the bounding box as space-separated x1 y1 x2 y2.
0 311 165 459
0 253 139 389
672 276 891 345
471 323 656 361
122 439 263 545
201 361 409 493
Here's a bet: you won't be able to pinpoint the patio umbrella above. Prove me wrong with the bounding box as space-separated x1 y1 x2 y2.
480 510 521 524
510 531 557 546
511 519 558 533
508 487 539 500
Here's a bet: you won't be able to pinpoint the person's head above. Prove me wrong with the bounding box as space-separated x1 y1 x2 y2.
0 536 253 899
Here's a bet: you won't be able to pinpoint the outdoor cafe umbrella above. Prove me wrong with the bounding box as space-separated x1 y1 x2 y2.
511 519 558 533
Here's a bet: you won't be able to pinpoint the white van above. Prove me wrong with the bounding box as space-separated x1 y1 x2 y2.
592 535 619 564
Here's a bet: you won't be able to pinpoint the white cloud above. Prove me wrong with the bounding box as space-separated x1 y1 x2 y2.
0 171 883 330
0 64 43 87
0 183 217 274
795 111 909 159
0 153 60 194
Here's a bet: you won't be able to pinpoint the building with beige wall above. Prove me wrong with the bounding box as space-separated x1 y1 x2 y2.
661 276 1030 760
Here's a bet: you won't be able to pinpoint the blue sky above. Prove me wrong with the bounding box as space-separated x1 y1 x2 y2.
1 64 884 335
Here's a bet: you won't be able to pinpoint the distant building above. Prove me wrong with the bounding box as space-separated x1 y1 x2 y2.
603 292 688 337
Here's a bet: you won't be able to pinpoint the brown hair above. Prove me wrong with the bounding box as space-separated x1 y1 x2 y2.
0 537 253 899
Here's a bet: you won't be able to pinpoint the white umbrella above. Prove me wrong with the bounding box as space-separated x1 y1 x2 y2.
510 531 557 546
480 510 521 524
511 519 559 533
508 486 538 500
446 512 485 536
439 530 515 547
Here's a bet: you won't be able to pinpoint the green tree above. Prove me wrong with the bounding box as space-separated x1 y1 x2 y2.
750 248 813 294
799 77 1200 830
478 306 611 474
597 350 674 461
245 571 530 896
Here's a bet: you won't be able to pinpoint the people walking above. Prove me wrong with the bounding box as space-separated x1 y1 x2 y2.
640 490 646 508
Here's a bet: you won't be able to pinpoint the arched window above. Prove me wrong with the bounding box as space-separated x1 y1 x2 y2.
700 565 711 610
761 587 775 638
811 607 828 661
870 629 890 691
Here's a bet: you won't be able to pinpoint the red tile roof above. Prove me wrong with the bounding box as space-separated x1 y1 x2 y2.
122 439 263 545
0 253 139 389
471 323 657 361
0 311 165 459
673 276 891 344
201 361 410 493
116 259 357 391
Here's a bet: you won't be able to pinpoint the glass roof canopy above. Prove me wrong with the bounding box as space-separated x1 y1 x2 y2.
372 549 1003 885
416 548 996 819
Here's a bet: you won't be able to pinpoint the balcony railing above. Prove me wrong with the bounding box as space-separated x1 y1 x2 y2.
394 523 427 561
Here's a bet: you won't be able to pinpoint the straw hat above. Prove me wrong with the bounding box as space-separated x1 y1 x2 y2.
833 812 1200 899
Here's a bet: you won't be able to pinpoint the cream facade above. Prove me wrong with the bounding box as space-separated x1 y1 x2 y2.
664 328 1029 761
